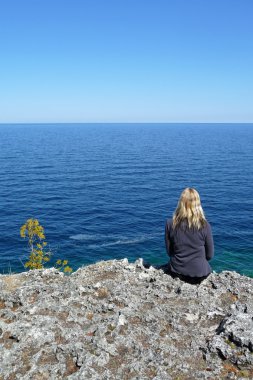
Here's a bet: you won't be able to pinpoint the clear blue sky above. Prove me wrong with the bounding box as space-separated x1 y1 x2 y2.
0 0 252 123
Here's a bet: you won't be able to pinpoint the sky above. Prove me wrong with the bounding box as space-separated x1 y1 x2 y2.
0 0 252 123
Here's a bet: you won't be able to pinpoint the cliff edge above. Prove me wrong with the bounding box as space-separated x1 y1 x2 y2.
0 259 252 380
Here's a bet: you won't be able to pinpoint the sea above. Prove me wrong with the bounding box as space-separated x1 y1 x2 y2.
0 123 252 277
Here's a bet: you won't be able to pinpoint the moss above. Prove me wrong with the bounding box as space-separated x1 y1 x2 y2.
239 369 250 377
225 338 236 349
107 323 115 331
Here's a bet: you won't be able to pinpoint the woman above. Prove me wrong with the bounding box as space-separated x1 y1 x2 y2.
165 188 214 284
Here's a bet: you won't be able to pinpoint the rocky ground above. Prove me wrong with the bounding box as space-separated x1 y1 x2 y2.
0 259 252 380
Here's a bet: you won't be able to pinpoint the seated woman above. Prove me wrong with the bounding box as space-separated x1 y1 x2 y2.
165 188 214 284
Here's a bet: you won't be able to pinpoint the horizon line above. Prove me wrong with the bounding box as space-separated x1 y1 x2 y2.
0 121 253 125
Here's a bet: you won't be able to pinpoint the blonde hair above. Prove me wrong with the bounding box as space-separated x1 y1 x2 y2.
172 188 207 230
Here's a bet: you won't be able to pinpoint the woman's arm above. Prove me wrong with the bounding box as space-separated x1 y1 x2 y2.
165 220 171 256
205 222 214 260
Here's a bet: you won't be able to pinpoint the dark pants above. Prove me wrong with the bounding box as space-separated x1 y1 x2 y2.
168 265 209 285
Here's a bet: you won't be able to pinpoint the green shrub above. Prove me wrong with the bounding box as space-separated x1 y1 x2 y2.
20 218 72 273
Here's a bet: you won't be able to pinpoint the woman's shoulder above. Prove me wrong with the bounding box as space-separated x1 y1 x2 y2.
165 218 173 229
202 220 212 235
204 220 212 229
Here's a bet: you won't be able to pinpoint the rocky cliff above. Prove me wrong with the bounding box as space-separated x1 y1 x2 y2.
0 259 252 380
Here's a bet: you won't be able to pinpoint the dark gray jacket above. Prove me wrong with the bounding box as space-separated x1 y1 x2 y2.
165 219 214 278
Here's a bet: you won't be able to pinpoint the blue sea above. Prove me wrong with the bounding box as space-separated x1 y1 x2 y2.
0 123 252 277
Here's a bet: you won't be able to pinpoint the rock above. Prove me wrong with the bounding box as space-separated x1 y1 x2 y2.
0 259 252 379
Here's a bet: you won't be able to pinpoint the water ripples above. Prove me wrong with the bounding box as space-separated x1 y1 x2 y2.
0 123 252 276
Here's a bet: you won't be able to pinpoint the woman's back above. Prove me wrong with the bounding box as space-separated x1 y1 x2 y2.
165 219 214 277
165 188 214 280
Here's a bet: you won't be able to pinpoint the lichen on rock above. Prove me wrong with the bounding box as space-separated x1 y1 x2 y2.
0 259 252 379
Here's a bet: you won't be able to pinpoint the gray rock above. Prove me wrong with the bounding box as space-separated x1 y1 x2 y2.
0 260 252 379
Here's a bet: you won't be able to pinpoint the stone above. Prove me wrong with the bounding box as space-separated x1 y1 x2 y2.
0 259 252 379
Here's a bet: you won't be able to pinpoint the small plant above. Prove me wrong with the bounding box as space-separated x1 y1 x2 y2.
20 219 50 270
20 218 72 273
55 259 73 274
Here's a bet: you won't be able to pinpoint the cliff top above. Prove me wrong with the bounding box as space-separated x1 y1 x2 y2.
0 259 253 380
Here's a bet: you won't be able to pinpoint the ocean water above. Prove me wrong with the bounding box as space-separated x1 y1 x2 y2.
0 123 252 277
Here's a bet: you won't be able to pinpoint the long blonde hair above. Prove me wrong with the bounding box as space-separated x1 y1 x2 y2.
172 188 207 230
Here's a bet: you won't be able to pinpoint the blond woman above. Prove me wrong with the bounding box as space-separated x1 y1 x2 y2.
165 188 214 284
